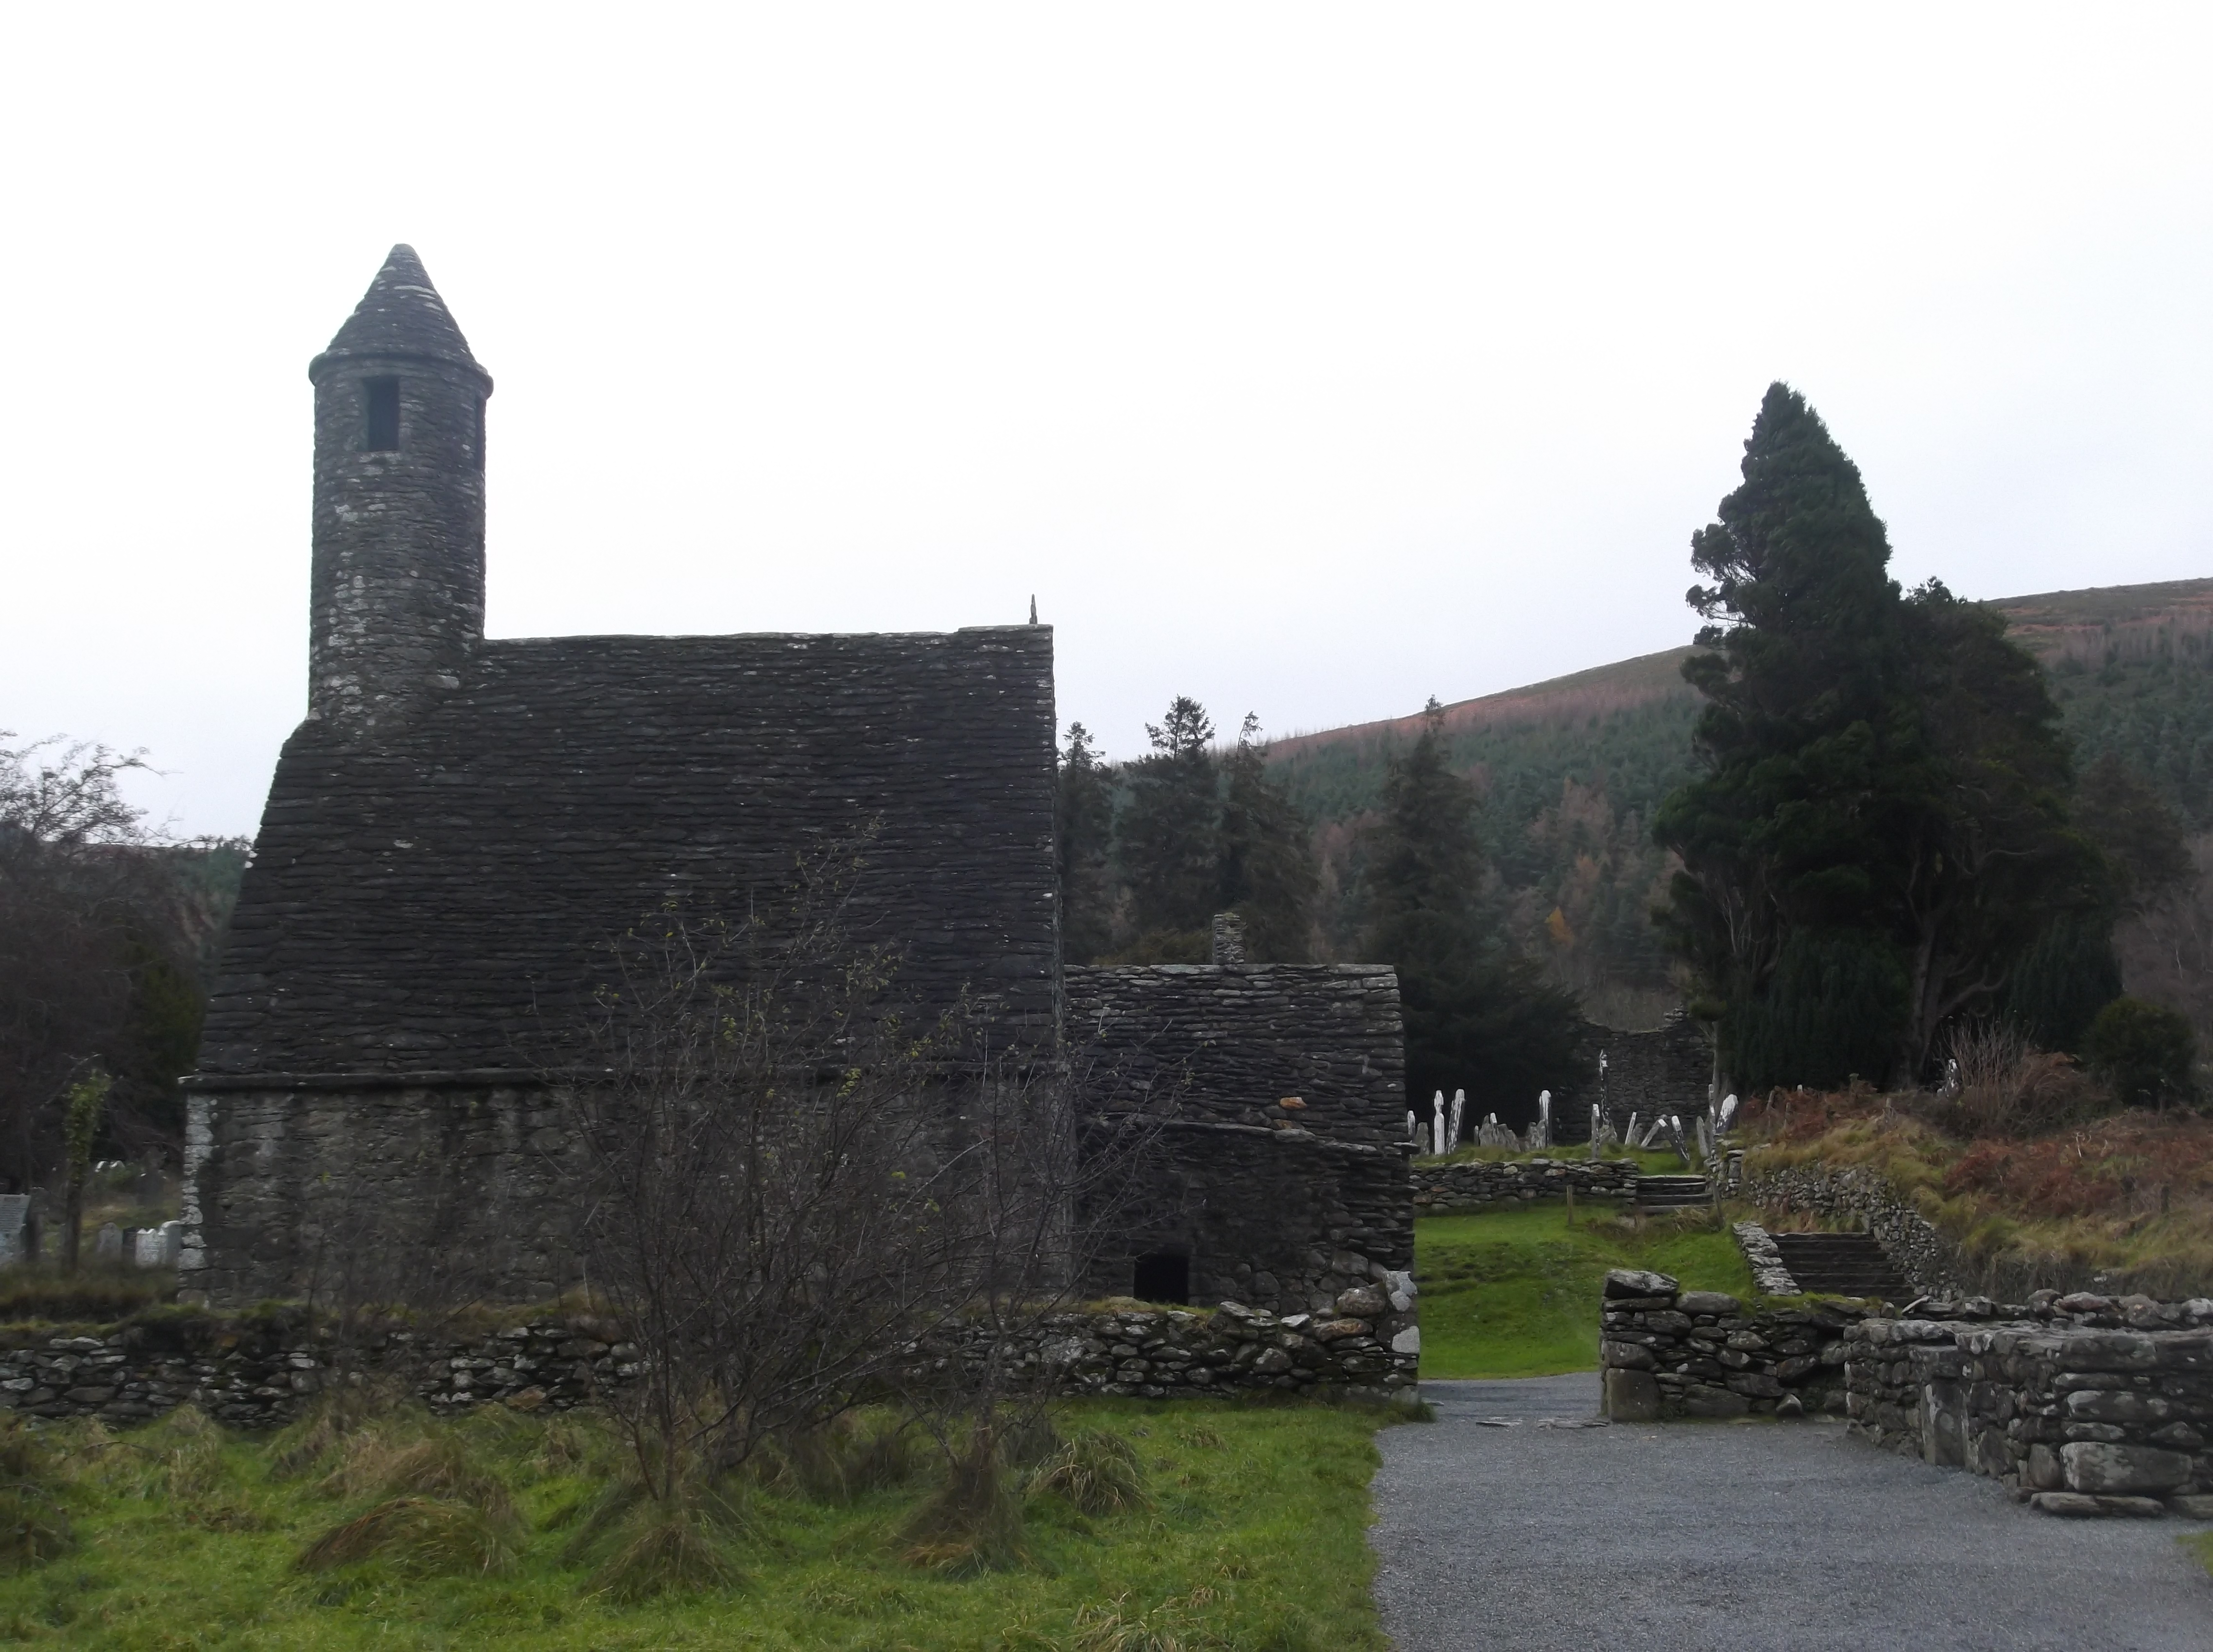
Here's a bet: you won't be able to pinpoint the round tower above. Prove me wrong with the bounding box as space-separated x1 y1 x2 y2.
305 245 492 730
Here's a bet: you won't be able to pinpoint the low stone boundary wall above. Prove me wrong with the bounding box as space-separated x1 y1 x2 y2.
1412 1157 1638 1213
0 1286 1421 1430
1598 1268 1863 1421
1845 1292 2213 1517
1741 1162 1966 1297
1730 1222 1800 1295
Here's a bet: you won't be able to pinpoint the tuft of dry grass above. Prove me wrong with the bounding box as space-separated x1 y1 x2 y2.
267 1374 413 1480
900 1431 1028 1573
1072 1590 1231 1652
318 1428 519 1529
1030 1429 1148 1516
295 1495 519 1577
585 1503 744 1602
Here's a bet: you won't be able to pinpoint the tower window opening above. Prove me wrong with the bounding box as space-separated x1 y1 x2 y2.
364 377 401 451
1132 1251 1190 1305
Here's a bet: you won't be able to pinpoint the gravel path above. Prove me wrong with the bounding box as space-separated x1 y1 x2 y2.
1371 1373 2213 1651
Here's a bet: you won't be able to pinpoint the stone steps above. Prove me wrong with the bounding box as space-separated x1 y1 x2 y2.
1635 1174 1713 1210
1769 1232 1912 1301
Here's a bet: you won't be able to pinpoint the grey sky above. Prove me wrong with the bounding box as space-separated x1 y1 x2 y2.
3 5 2208 837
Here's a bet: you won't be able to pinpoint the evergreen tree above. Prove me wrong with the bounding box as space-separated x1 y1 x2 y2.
1362 701 1581 1122
1055 723 1117 965
1118 696 1221 946
1218 715 1319 962
1658 384 2100 1087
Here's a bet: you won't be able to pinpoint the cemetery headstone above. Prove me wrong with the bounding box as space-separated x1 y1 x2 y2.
95 1222 122 1263
0 1196 27 1265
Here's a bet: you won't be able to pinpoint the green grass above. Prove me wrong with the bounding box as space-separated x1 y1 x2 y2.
0 1399 1394 1650
1416 1204 1756 1379
2183 1530 2213 1579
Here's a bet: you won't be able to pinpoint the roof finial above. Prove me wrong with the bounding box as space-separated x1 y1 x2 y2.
1029 595 1038 625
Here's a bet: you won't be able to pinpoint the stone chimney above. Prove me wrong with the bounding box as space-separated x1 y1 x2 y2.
1210 911 1248 966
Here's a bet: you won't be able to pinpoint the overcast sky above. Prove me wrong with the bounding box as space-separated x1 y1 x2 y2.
4 5 2209 838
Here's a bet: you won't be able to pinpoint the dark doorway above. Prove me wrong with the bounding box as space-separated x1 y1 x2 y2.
1132 1251 1189 1305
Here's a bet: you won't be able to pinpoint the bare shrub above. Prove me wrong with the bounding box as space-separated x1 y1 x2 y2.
553 835 1168 1533
1943 1022 2107 1137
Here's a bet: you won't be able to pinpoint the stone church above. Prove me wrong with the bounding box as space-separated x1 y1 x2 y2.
180 247 1412 1320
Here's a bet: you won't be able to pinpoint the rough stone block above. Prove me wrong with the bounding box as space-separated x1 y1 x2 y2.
1605 1269 1677 1300
2027 1443 2063 1490
1601 1339 1655 1371
2166 1494 2213 1519
1677 1291 1741 1316
1603 1368 1659 1421
1680 1385 1751 1418
2060 1442 2192 1494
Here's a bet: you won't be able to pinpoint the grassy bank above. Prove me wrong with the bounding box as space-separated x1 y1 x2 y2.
1415 1204 1754 1379
0 1397 1394 1650
1745 1096 2213 1298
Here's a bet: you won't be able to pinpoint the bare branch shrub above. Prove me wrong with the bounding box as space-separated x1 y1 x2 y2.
551 838 1173 1576
1942 1020 2108 1137
554 840 995 1509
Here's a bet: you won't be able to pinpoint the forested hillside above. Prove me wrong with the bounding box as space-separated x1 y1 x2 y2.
1267 578 2213 1031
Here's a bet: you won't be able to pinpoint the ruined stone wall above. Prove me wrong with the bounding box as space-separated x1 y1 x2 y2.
0 1293 1420 1431
1597 1268 1865 1421
1546 1016 1712 1137
1743 1160 1975 1298
1410 1156 1638 1214
1846 1293 2213 1516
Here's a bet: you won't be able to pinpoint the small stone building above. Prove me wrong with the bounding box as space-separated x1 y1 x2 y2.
180 247 1410 1309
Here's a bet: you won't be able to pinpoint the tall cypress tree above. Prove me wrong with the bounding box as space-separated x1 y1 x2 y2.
1659 383 2100 1088
1362 701 1581 1123
1218 715 1319 962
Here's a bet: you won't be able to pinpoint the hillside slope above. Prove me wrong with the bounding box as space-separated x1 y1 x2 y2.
1270 576 2213 1030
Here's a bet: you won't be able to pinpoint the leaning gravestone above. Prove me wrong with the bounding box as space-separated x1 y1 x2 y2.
94 1222 122 1263
132 1221 182 1268
0 1195 28 1265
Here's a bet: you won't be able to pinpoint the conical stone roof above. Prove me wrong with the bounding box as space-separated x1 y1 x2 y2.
310 245 489 384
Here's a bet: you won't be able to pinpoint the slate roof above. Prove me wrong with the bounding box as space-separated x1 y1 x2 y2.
309 244 489 383
1066 964 1405 1148
196 626 1058 1078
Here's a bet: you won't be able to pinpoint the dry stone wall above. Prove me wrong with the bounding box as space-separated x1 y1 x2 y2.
0 1291 1420 1432
1742 1161 1969 1297
1410 1157 1638 1214
1597 1268 1864 1421
1846 1292 2213 1517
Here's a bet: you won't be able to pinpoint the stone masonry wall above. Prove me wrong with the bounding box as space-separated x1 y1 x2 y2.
1598 1268 1865 1421
1085 1123 1413 1317
182 1085 588 1306
1742 1160 1970 1298
1846 1292 2213 1516
1410 1156 1638 1214
0 1290 1420 1432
